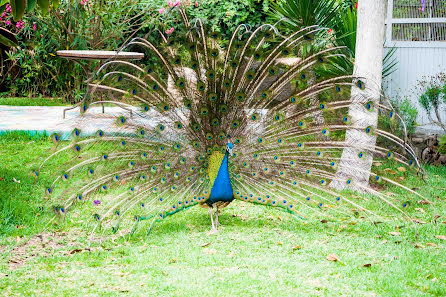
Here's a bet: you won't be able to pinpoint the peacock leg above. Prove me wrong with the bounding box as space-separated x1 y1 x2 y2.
215 208 220 227
209 207 218 233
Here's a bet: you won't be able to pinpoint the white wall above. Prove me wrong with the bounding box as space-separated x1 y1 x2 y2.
383 46 446 134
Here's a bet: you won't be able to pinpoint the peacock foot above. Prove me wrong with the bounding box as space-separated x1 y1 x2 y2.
207 227 218 235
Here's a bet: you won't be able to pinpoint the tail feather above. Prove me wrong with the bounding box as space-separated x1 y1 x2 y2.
38 6 428 235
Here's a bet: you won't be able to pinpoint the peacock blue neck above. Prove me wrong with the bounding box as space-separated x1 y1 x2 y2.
208 151 234 204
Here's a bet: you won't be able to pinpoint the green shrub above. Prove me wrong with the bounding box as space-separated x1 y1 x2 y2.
3 0 274 100
439 135 446 155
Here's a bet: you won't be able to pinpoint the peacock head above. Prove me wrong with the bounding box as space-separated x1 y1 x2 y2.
226 142 233 156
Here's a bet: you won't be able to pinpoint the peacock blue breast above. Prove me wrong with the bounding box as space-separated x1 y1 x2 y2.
208 152 234 204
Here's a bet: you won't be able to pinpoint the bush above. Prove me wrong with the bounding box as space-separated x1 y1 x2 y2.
2 0 274 101
2 0 158 101
416 72 446 132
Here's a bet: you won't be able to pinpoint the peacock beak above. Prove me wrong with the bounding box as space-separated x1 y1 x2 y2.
228 147 233 156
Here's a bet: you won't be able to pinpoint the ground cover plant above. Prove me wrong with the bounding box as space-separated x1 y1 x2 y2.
0 132 445 296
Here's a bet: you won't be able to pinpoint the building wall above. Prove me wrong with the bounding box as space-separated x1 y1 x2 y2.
384 0 446 134
383 46 446 133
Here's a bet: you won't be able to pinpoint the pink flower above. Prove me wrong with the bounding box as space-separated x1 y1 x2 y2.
33 22 37 31
175 0 180 6
6 4 12 13
158 7 165 14
165 27 174 35
195 1 198 7
5 20 11 26
40 34 44 37
168 1 174 7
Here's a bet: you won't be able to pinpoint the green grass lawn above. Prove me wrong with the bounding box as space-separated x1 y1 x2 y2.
0 97 67 106
0 132 445 296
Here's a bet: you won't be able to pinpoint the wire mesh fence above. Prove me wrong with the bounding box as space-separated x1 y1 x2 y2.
393 0 446 19
392 22 446 41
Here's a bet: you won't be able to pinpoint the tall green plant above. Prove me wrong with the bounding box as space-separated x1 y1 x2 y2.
2 0 153 100
271 0 339 30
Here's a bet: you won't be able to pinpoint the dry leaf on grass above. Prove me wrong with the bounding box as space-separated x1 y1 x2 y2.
435 235 446 240
12 177 20 184
383 168 397 174
69 249 84 254
326 254 340 262
417 200 433 205
291 245 302 251
362 263 372 267
200 242 211 247
389 232 401 236
203 248 216 255
168 258 177 264
426 243 437 247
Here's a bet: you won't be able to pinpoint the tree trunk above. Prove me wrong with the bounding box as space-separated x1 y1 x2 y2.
330 0 386 192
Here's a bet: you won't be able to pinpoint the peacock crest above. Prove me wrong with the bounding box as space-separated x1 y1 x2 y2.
37 4 427 235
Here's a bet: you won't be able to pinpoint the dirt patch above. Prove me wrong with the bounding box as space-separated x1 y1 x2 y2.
5 231 86 270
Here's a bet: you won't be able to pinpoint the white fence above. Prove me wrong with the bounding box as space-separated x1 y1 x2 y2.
383 0 446 133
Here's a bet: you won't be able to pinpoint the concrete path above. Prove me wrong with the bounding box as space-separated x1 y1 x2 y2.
0 105 151 139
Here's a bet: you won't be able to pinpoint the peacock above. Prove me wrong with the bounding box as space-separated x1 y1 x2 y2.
37 4 427 236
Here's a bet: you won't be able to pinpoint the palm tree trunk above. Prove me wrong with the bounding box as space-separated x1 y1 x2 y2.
330 0 386 191
308 68 325 125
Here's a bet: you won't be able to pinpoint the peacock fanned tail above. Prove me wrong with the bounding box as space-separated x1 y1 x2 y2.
38 5 427 235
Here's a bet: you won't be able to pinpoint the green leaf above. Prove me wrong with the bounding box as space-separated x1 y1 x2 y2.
52 0 59 9
0 0 8 14
0 32 18 48
27 0 37 12
11 0 28 21
37 0 49 14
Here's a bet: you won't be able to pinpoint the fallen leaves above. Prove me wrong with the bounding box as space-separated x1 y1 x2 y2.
397 167 407 173
203 248 216 255
434 235 446 240
291 245 301 251
68 248 84 254
168 258 177 264
383 168 397 174
362 263 372 267
412 219 427 224
200 242 211 247
389 232 401 236
326 254 340 262
12 177 20 184
417 200 433 205
426 243 437 247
